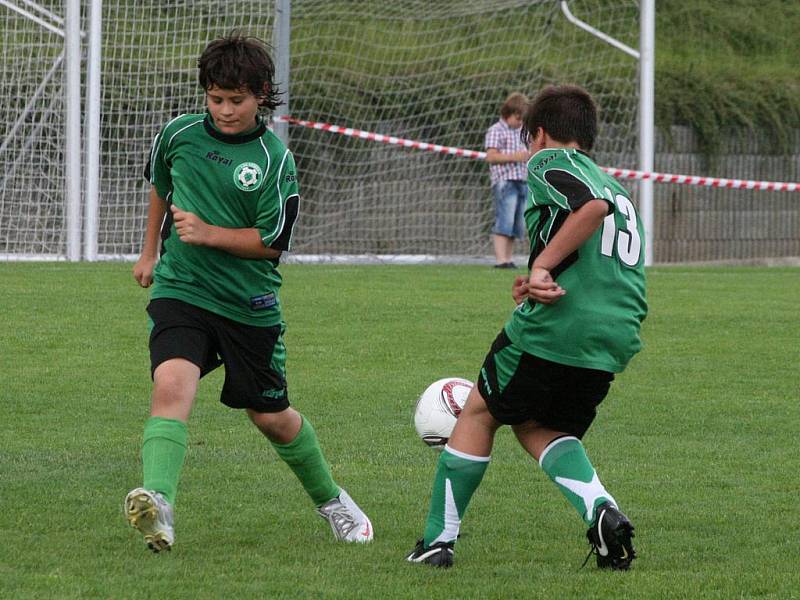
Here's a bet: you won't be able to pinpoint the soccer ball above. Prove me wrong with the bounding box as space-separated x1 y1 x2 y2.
414 377 473 449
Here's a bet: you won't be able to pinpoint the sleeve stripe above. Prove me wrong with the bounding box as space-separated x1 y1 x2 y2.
149 132 161 184
542 206 557 243
167 118 203 148
150 115 203 185
258 137 272 190
563 150 603 199
260 148 291 244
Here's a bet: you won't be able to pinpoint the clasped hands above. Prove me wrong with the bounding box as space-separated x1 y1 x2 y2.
512 267 566 305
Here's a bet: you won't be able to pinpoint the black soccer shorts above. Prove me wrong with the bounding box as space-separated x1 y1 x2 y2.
147 298 290 413
476 330 614 438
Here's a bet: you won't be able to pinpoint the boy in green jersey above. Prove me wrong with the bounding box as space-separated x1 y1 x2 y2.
124 33 373 552
407 85 646 569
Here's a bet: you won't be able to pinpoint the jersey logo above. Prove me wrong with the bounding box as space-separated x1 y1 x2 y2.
532 152 557 172
234 162 263 191
205 150 232 166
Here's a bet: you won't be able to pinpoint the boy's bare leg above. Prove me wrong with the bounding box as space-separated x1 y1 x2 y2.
492 234 514 265
447 387 501 456
247 406 302 444
150 358 200 421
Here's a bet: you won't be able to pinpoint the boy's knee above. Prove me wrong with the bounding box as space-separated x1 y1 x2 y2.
150 360 199 420
249 407 302 443
154 357 197 384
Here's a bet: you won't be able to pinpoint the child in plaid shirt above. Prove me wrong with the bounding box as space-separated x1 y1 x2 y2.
484 92 530 268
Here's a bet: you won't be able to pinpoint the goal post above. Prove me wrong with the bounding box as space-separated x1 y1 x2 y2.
0 0 79 260
639 0 655 267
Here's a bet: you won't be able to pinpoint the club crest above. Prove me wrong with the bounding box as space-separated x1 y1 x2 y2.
234 162 263 191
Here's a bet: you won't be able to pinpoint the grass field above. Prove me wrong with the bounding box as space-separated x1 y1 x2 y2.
1 263 799 599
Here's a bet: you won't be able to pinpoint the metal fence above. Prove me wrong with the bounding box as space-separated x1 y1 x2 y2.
651 127 800 263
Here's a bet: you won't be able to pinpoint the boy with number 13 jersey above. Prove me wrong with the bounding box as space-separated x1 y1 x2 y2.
407 85 646 571
506 146 647 373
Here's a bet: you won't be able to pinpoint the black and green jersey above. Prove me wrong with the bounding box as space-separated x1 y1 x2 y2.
504 148 647 373
146 113 299 326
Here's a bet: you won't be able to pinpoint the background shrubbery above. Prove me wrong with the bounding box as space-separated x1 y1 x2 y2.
655 0 800 155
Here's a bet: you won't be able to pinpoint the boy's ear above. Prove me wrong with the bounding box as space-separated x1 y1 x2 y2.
532 127 547 149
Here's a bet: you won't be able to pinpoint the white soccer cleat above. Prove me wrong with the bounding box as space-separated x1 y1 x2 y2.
124 488 175 553
317 488 374 543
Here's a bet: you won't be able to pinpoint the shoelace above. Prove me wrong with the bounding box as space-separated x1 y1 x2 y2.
328 506 358 538
580 543 597 569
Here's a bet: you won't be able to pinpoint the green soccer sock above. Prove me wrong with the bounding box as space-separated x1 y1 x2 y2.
141 416 188 506
422 446 490 548
270 416 340 507
539 436 615 525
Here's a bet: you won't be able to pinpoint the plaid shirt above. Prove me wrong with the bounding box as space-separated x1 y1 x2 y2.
484 119 527 185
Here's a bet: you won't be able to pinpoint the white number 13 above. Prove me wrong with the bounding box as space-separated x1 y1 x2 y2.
600 189 642 267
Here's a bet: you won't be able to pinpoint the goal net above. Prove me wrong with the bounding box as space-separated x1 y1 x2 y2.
0 0 640 260
286 0 640 259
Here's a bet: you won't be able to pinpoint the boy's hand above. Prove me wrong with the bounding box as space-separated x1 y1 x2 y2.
526 267 566 304
171 205 211 246
512 275 530 304
132 255 157 287
513 149 531 162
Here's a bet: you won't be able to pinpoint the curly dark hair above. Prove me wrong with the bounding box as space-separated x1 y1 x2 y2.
520 85 597 151
197 31 282 110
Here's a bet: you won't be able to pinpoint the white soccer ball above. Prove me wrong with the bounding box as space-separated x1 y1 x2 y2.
414 377 473 449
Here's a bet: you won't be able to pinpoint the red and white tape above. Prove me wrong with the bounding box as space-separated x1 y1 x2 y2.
274 115 799 193
276 115 486 160
602 168 798 192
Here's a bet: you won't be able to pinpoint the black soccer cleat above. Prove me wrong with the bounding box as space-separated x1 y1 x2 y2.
405 539 454 568
585 502 636 570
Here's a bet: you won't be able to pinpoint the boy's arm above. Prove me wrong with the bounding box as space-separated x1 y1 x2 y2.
133 186 168 287
527 198 609 304
485 148 530 164
170 205 281 260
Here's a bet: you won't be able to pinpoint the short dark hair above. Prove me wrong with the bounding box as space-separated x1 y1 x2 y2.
521 85 597 151
500 92 528 119
197 31 282 110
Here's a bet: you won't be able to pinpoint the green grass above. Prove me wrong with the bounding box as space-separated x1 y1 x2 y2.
1 264 799 599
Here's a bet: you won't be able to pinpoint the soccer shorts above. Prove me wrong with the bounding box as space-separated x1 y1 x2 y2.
476 329 614 438
147 298 289 413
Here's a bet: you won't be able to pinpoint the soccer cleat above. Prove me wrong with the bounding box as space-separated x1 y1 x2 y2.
585 501 636 570
124 488 175 553
405 539 454 568
317 488 373 543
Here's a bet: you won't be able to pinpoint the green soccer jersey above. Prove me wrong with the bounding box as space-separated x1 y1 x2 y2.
504 148 648 373
146 113 299 326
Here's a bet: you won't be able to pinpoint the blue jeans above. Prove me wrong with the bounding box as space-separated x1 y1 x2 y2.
491 180 527 239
